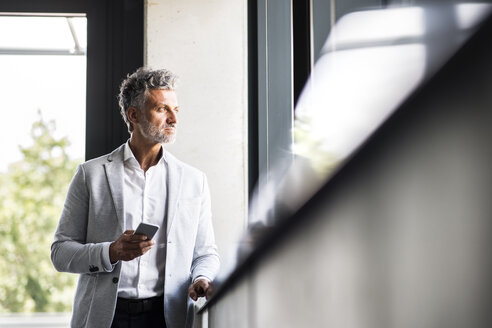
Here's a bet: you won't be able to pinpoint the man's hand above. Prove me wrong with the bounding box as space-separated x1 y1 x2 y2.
188 278 213 301
109 230 155 263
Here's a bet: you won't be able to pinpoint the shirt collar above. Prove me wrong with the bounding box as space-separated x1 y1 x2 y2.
123 140 168 165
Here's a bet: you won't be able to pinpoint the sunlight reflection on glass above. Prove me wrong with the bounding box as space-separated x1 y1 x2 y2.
222 3 492 282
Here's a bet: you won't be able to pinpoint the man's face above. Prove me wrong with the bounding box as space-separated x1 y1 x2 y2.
137 89 179 144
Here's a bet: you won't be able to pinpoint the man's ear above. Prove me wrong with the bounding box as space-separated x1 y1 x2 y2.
127 106 139 125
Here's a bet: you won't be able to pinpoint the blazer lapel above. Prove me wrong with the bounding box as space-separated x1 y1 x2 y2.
104 146 125 230
166 152 183 236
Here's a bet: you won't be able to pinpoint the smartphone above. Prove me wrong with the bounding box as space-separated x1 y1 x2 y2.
134 223 159 240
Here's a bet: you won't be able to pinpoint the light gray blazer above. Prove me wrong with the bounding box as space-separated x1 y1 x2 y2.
51 144 220 328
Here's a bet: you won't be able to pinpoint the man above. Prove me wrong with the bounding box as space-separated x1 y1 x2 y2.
51 67 220 328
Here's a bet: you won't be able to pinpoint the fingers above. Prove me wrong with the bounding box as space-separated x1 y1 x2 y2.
125 239 154 249
117 245 153 261
124 231 148 242
189 284 203 301
132 232 151 241
189 288 198 301
189 279 212 301
110 231 155 262
122 230 149 240
140 242 154 254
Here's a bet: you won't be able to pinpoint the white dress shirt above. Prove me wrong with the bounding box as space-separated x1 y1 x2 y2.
116 141 168 299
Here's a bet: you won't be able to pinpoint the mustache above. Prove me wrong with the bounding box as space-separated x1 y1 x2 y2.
163 123 176 128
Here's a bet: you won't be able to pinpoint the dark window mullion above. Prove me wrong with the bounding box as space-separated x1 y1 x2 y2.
292 0 312 107
248 0 259 196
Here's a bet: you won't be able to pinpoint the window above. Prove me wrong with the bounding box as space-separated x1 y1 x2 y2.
0 0 143 325
0 13 87 324
249 0 391 223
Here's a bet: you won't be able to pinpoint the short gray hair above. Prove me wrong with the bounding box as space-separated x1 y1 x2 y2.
118 67 178 133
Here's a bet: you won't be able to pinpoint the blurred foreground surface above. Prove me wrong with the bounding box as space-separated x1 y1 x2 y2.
203 3 492 328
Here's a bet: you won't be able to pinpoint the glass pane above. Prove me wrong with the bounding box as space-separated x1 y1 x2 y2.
0 15 86 323
292 3 492 198
247 4 492 228
237 4 492 276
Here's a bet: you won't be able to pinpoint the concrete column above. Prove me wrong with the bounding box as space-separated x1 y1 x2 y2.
145 0 248 260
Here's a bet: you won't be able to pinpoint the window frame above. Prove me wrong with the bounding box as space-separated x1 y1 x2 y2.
0 0 144 160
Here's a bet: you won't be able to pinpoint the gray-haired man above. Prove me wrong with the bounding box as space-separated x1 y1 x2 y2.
51 67 220 328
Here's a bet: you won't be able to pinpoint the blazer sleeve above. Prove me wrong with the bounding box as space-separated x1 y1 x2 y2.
190 173 220 282
50 164 114 274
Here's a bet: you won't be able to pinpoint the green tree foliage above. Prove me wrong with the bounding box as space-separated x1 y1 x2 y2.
0 113 79 313
293 114 339 178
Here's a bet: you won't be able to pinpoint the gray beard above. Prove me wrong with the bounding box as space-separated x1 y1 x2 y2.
139 117 176 144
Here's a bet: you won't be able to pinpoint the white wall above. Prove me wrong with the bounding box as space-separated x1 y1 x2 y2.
145 0 248 261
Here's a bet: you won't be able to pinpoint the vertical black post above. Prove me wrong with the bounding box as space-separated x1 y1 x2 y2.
248 0 259 197
292 0 312 107
86 0 144 159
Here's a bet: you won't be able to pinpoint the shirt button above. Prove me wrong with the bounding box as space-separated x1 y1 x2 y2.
112 277 119 284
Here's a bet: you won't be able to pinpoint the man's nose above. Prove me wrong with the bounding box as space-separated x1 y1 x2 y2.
167 110 178 124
